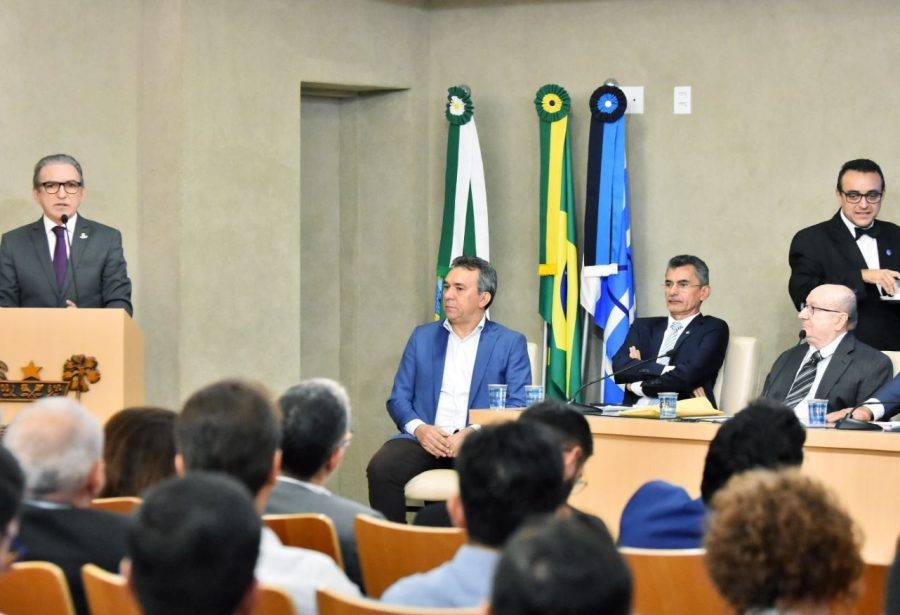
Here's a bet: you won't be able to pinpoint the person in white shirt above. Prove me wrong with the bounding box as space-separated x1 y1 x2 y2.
761 284 891 423
367 256 532 522
176 379 360 614
789 158 900 350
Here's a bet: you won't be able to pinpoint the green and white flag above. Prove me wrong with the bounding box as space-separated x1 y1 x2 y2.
433 86 489 319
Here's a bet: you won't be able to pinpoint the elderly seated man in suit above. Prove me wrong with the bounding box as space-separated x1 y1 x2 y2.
612 254 729 408
265 378 383 587
762 283 892 423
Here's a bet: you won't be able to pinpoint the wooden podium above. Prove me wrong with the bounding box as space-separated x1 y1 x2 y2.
0 308 144 424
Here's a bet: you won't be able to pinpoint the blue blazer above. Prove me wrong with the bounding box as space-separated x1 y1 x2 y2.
386 320 531 436
611 314 729 408
868 374 900 421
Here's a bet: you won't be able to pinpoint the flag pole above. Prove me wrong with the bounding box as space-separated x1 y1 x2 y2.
541 323 548 389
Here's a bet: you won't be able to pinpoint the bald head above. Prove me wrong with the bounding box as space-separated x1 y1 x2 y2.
799 284 857 349
3 397 103 503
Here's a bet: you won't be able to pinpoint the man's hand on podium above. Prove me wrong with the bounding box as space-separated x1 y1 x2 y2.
65 300 77 308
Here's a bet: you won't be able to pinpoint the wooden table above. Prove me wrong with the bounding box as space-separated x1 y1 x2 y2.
471 410 900 564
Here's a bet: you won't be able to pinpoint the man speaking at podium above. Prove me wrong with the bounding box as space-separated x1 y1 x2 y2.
0 154 132 315
367 256 531 522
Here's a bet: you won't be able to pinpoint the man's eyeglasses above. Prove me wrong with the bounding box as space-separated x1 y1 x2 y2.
840 190 883 204
662 281 703 290
40 181 83 195
799 302 844 317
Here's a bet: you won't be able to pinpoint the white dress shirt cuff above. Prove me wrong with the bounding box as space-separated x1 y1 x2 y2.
865 399 885 421
630 381 645 397
404 419 425 437
662 366 675 374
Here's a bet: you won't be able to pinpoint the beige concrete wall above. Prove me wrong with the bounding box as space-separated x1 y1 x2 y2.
426 0 900 396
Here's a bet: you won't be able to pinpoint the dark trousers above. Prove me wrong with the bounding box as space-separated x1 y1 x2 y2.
366 437 453 523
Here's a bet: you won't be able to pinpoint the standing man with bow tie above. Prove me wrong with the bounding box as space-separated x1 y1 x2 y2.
0 154 132 315
789 159 900 350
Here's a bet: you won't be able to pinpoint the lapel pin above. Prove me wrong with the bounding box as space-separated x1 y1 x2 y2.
79 233 88 239
887 249 893 256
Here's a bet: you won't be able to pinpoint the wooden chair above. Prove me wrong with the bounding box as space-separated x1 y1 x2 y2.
0 561 76 615
90 496 142 514
317 588 484 615
833 562 890 615
354 514 466 598
262 513 344 568
255 584 296 615
619 547 730 615
81 563 141 615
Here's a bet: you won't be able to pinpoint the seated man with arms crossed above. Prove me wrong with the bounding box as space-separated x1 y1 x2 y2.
762 283 891 422
612 255 729 408
265 378 384 588
127 473 262 615
368 255 532 522
380 421 568 608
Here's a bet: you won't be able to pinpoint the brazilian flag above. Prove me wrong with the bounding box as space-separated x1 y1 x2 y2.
535 84 582 401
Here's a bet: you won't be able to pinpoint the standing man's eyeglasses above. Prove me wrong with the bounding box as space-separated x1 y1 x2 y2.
40 181 83 195
840 190 883 204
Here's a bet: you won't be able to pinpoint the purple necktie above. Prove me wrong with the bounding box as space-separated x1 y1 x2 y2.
52 225 68 288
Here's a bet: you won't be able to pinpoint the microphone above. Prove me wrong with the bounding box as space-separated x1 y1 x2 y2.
796 330 807 345
566 349 678 408
834 402 894 431
60 214 80 306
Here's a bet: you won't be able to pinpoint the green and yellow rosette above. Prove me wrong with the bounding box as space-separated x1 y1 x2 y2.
534 84 571 123
445 86 474 125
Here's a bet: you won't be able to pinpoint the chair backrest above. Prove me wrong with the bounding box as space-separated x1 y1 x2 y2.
882 350 900 376
263 513 344 568
840 562 890 615
317 588 484 615
354 514 466 598
712 336 759 414
255 584 296 615
0 561 76 615
90 496 142 514
526 341 539 385
81 563 141 615
619 547 730 615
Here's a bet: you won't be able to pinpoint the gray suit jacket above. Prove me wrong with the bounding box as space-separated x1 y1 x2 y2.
761 333 892 413
265 477 384 588
0 216 132 315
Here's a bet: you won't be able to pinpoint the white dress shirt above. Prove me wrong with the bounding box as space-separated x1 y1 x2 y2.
256 526 359 615
42 213 77 260
840 210 880 270
631 312 699 403
404 315 485 436
789 332 846 424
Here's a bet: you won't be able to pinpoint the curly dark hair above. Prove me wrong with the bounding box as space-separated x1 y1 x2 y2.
704 469 862 612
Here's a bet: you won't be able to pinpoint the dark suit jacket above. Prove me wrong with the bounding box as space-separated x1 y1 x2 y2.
861 373 900 421
611 314 729 408
386 319 531 436
761 333 892 413
265 477 384 588
789 211 900 350
17 503 131 615
0 216 133 315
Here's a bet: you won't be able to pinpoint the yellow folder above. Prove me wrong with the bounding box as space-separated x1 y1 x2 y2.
617 396 724 419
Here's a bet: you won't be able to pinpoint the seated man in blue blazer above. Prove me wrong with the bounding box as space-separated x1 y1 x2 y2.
827 372 900 423
612 255 729 408
367 256 532 522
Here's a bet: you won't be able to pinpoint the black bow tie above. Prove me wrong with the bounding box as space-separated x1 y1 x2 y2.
854 224 879 240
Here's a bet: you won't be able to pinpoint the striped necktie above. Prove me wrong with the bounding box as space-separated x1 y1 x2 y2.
657 321 683 366
783 350 823 408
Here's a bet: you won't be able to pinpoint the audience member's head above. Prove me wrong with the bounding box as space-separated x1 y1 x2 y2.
101 407 176 498
176 380 282 504
700 399 805 504
3 397 104 506
705 469 862 613
127 472 261 615
278 379 351 483
520 399 592 497
450 421 566 548
491 514 631 615
0 447 24 571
